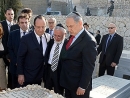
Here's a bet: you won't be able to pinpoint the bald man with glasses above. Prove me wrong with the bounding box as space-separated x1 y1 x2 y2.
97 23 123 76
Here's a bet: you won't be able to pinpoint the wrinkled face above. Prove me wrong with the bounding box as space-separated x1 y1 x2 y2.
53 29 65 43
48 19 56 30
5 10 14 22
66 18 81 36
34 18 46 36
108 24 116 34
18 18 29 31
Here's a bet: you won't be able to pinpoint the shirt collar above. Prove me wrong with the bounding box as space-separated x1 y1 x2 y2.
49 28 55 31
74 28 84 39
34 30 44 38
6 20 13 25
109 33 115 37
20 28 29 33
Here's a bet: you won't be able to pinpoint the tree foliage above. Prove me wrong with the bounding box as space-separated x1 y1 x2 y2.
0 0 23 20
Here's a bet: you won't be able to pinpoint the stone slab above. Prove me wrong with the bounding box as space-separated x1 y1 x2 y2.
90 75 130 98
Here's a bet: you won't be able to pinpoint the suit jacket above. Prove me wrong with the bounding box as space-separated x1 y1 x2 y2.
8 29 21 74
44 39 66 81
10 24 20 32
95 34 101 45
60 30 97 91
45 28 49 33
0 20 10 65
97 33 123 66
17 31 50 82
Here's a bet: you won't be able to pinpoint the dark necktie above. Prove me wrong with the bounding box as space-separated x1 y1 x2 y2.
66 35 75 50
51 43 60 71
39 36 43 50
50 30 53 38
23 32 26 36
105 35 112 52
8 23 11 32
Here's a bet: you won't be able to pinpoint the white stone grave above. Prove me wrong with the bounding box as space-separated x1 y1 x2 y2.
90 75 130 98
114 50 130 78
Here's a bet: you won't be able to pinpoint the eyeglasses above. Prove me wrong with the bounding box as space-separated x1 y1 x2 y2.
108 27 115 29
53 34 62 38
72 11 81 17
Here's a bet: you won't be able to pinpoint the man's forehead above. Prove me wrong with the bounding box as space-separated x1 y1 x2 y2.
109 23 116 27
48 19 54 22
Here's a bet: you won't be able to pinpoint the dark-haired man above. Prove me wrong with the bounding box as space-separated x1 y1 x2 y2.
0 8 15 89
10 8 33 32
83 22 94 35
17 15 50 87
8 15 30 89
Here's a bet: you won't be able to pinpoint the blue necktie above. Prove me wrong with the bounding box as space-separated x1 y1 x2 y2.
105 35 112 52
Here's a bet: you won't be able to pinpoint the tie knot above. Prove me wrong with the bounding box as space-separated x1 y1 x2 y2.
70 35 75 39
23 32 26 35
39 36 42 39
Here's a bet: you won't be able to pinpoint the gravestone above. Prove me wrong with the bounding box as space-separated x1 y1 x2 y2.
114 50 130 78
90 75 130 98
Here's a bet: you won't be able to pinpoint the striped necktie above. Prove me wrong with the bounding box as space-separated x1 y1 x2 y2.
51 43 60 71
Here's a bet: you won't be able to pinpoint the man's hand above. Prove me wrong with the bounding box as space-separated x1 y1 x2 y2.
111 62 117 67
76 87 85 95
18 75 24 85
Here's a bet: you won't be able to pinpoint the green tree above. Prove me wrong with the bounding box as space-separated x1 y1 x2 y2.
0 0 23 21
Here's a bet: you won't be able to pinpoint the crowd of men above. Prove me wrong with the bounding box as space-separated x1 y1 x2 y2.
0 7 123 98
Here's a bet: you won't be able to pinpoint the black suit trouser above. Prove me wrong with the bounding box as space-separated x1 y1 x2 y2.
11 74 18 89
99 55 115 76
45 65 64 95
65 88 90 98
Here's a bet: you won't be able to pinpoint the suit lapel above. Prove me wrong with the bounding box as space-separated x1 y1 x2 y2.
68 31 85 50
16 30 21 45
107 33 117 48
31 31 43 53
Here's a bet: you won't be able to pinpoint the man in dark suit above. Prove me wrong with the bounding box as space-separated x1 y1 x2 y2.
45 18 56 38
97 23 123 76
17 15 50 87
83 22 94 35
95 30 101 45
8 15 30 89
10 8 33 32
60 12 97 98
0 8 15 89
45 24 66 95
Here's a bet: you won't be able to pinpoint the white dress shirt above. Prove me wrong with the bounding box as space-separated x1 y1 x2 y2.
49 28 54 38
48 39 65 65
20 28 29 38
34 31 48 56
6 20 13 32
71 28 84 46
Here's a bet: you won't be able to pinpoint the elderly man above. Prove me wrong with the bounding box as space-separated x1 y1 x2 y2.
46 18 57 38
44 23 66 95
17 15 50 87
98 23 123 76
60 12 97 98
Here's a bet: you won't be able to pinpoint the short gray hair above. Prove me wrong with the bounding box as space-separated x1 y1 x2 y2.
54 26 66 34
66 12 83 22
48 18 57 24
